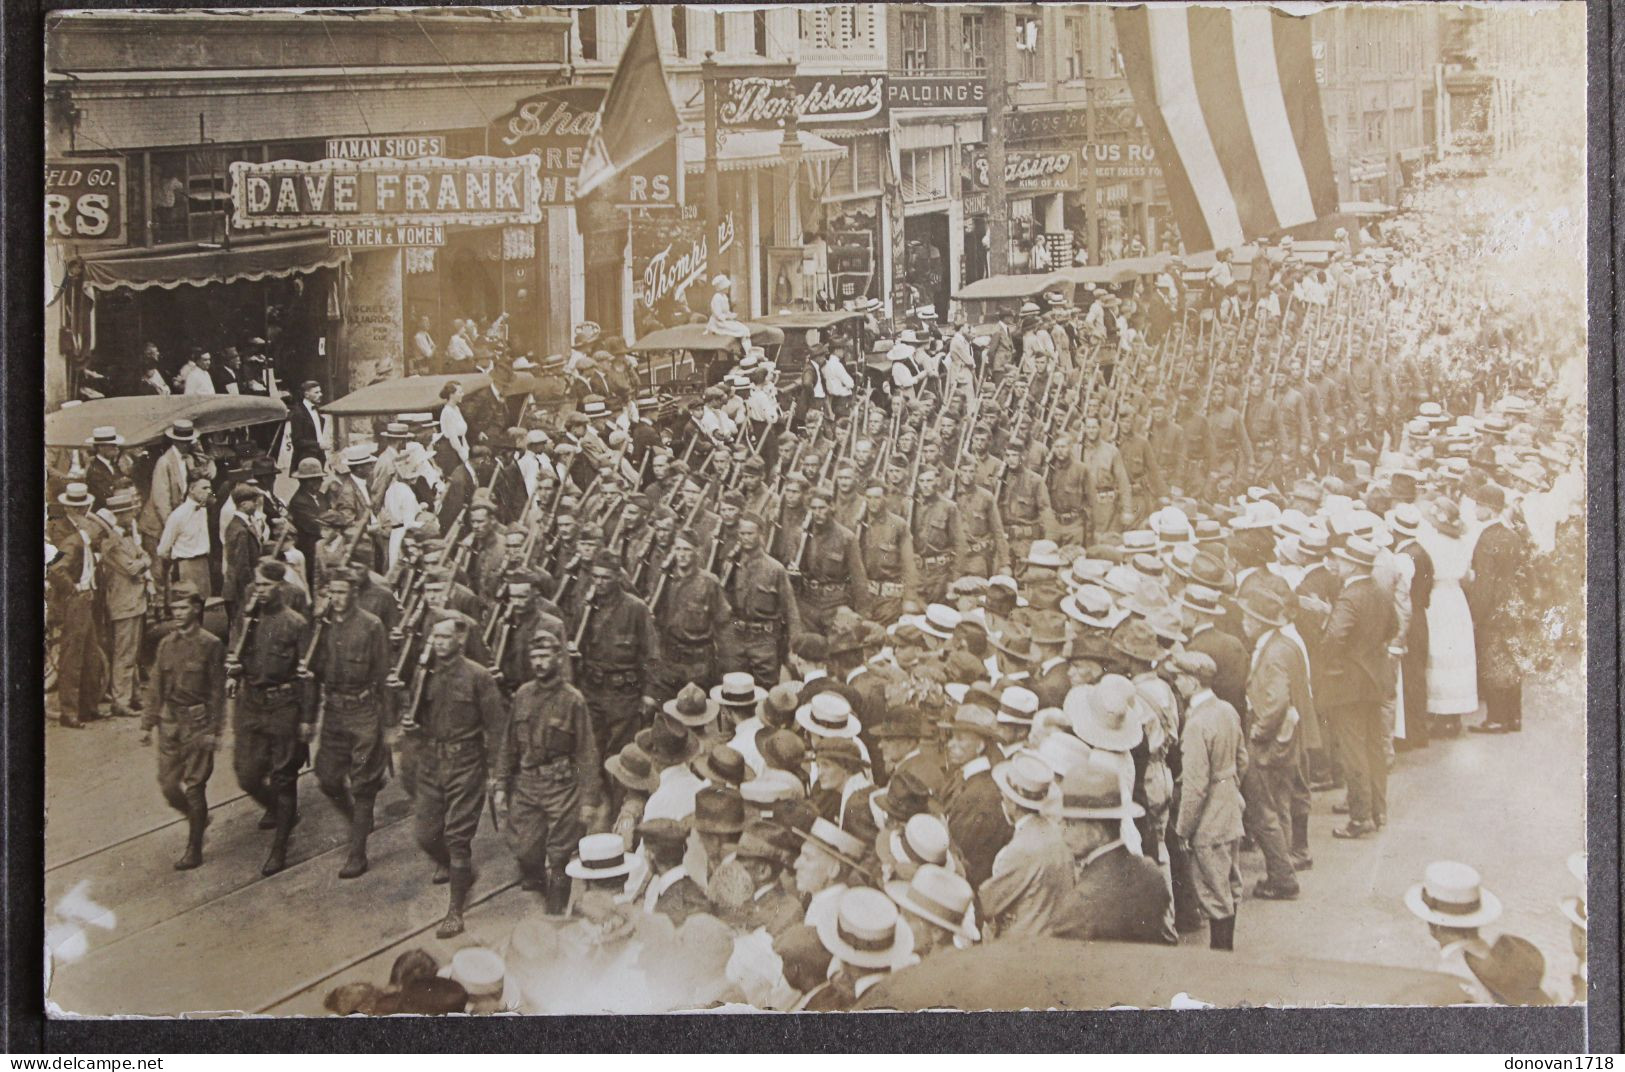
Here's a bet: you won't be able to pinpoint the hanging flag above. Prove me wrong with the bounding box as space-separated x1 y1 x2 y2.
576 7 681 200
1113 6 1339 254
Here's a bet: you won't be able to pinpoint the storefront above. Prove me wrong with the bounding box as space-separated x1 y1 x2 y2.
965 146 1079 273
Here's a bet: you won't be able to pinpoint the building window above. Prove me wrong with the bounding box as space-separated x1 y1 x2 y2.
1014 15 1041 82
901 10 930 72
671 5 687 58
959 13 985 70
578 8 598 61
715 11 726 54
900 147 948 203
1364 111 1387 149
753 9 768 56
828 134 883 196
1066 15 1088 80
800 5 875 53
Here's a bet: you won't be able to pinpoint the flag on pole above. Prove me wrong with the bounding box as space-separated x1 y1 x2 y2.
1113 6 1339 254
576 6 680 200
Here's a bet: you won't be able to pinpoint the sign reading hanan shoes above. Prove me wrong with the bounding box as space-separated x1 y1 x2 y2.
719 74 888 129
230 156 542 230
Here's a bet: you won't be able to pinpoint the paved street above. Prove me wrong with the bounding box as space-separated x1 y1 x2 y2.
44 655 1586 1016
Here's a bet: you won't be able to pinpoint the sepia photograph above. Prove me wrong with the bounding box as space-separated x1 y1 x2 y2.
38 0 1592 1023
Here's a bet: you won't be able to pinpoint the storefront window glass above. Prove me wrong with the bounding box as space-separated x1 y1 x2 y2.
900 147 948 203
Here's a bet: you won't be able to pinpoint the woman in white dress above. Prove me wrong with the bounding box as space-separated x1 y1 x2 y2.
1418 497 1479 735
436 380 470 464
706 274 753 343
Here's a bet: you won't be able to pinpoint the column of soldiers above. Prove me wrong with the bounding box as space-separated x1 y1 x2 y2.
135 227 1552 955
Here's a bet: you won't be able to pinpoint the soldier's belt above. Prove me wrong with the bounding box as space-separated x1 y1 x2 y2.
171 702 209 724
967 537 992 555
802 577 846 594
325 689 377 712
662 636 714 656
869 580 904 599
581 666 641 690
520 754 575 773
245 682 299 706
423 736 483 754
732 619 780 635
920 553 953 569
1054 510 1082 523
1007 520 1040 536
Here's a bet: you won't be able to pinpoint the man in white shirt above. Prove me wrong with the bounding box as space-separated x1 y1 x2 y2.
412 316 437 373
818 347 856 411
155 476 214 598
444 319 475 367
181 353 217 395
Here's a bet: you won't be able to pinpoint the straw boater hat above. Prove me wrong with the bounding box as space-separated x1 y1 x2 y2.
796 692 861 740
662 682 720 728
817 887 916 971
1179 584 1227 618
936 704 1004 742
1404 861 1504 929
796 816 868 873
342 443 378 469
914 603 962 641
1066 675 1145 752
711 671 768 710
57 482 94 509
992 754 1060 813
87 425 125 447
167 420 198 443
1027 540 1066 570
995 685 1040 727
564 832 636 880
886 864 980 943
1057 759 1145 820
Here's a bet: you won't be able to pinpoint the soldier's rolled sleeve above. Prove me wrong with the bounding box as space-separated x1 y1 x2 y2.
477 671 509 755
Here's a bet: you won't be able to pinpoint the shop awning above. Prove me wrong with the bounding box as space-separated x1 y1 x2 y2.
682 130 846 175
954 271 1070 302
1057 264 1140 287
80 236 350 294
46 395 287 449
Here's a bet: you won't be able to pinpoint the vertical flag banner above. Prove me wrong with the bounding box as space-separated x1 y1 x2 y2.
1113 5 1339 253
576 6 681 200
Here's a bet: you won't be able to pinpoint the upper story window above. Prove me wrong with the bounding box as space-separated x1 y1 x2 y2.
1014 15 1041 82
1066 15 1088 80
901 10 930 72
801 5 877 54
959 14 985 70
671 5 688 58
577 8 598 61
753 9 769 56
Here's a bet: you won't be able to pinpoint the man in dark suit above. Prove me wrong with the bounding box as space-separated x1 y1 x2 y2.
1294 529 1342 786
1465 485 1529 733
937 706 1012 890
220 485 264 627
288 380 328 466
1240 578 1315 898
1181 584 1250 722
1387 504 1434 749
1317 537 1398 839
1048 762 1176 945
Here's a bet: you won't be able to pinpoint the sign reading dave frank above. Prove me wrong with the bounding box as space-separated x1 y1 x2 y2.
719 73 887 129
45 158 126 244
230 156 542 230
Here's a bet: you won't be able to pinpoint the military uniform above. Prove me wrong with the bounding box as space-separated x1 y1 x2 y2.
1244 395 1284 486
1000 468 1056 563
229 592 311 871
1083 440 1132 539
1178 411 1216 498
857 507 919 623
649 567 731 702
143 621 227 867
956 481 1011 578
912 494 967 604
574 587 660 763
1118 432 1165 527
724 548 801 688
797 519 868 634
312 603 392 807
496 672 599 911
1048 454 1094 549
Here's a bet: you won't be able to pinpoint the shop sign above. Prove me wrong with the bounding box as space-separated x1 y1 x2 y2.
962 192 988 217
888 75 986 109
1008 107 1090 143
491 86 604 204
719 74 887 129
231 156 542 230
632 213 737 311
325 135 445 160
1349 159 1388 182
45 158 125 244
327 223 447 247
1085 140 1159 180
967 149 1079 193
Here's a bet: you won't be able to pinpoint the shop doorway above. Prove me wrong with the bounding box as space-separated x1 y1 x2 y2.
900 210 950 318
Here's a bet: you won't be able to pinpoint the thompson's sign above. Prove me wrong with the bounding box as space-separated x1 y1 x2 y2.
719 74 888 129
45 158 126 244
632 213 737 311
967 149 1079 193
887 75 986 109
230 156 542 230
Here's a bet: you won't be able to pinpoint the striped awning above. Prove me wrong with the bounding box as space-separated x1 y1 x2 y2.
682 129 846 175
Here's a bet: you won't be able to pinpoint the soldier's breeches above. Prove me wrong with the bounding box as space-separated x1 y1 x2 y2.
414 739 486 871
508 761 581 881
158 725 216 813
315 703 389 800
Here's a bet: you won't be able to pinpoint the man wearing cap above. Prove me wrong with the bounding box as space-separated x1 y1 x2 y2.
306 568 391 879
911 468 966 605
227 560 313 876
999 443 1057 564
1239 577 1311 899
1045 436 1094 550
1319 536 1399 838
1084 415 1134 538
723 514 802 689
574 548 660 781
143 581 227 869
1171 649 1248 949
649 529 731 704
1117 407 1166 528
853 481 919 625
494 629 599 914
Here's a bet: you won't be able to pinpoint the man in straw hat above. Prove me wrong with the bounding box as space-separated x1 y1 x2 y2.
142 580 227 870
493 628 600 915
979 753 1072 939
805 887 918 1010
937 705 1013 889
1049 757 1174 946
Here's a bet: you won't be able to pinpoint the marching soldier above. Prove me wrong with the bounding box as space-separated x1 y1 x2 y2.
771 475 810 564
572 548 660 775
225 558 313 877
649 529 731 703
954 457 1011 578
999 442 1056 563
391 614 506 938
308 567 392 879
832 464 865 530
857 480 920 623
1083 416 1133 540
1177 392 1216 499
794 484 868 634
492 571 567 694
1276 370 1313 482
493 629 600 915
143 581 227 871
1209 384 1251 502
1047 436 1094 550
723 513 801 688
1244 377 1285 487
1148 400 1184 493
911 467 966 604
1118 407 1166 528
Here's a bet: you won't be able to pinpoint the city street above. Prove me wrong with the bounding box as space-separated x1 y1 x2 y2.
44 655 1586 1016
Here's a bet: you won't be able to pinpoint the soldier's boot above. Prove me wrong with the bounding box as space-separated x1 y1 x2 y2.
1208 915 1236 952
338 795 374 880
543 862 572 916
174 789 208 871
1290 813 1313 872
436 867 474 939
261 793 296 877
